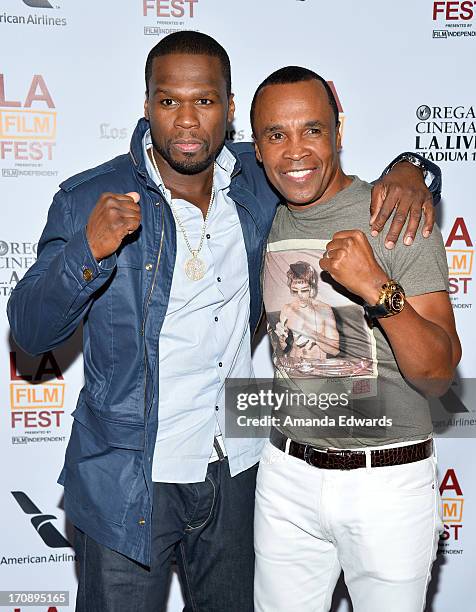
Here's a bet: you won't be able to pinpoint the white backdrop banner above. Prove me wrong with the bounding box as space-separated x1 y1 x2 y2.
0 0 475 610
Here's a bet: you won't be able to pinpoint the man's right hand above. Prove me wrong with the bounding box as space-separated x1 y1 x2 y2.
86 192 141 261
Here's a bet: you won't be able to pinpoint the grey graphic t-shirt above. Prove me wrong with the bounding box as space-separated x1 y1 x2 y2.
263 176 449 448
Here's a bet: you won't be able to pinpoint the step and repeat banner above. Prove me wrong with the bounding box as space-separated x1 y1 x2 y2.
1 1 475 610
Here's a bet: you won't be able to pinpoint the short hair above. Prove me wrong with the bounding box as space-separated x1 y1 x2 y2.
287 261 318 298
145 31 231 97
250 66 339 132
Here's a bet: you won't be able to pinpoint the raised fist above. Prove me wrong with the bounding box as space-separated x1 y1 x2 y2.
86 192 141 261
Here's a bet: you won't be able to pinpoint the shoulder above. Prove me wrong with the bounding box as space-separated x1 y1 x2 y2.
226 141 265 183
59 153 132 195
227 141 278 207
392 222 446 259
226 142 279 224
55 153 135 227
348 176 373 203
226 140 256 162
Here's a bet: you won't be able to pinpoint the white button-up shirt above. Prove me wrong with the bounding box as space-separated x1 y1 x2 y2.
143 131 254 483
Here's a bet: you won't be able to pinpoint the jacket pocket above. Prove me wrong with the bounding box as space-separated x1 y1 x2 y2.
72 396 144 450
63 417 143 527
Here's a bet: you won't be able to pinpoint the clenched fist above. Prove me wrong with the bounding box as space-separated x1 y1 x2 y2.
319 230 389 305
86 192 141 261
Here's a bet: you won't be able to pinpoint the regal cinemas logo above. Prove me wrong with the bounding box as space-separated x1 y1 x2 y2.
432 1 476 37
0 240 37 297
445 217 473 308
9 351 65 436
415 105 476 162
439 468 464 553
0 75 57 171
143 0 198 36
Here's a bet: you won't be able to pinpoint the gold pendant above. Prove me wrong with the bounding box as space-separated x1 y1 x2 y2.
184 252 206 281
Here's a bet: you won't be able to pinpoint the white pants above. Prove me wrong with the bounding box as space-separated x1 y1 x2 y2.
254 440 443 612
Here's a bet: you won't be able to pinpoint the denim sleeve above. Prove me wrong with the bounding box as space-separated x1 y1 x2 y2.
7 189 117 355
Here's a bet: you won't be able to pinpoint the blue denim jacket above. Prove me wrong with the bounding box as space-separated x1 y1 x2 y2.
7 117 441 565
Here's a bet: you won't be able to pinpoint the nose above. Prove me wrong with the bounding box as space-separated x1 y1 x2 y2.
174 103 200 130
283 137 310 162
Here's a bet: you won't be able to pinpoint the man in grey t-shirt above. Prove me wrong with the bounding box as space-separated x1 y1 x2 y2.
250 67 461 612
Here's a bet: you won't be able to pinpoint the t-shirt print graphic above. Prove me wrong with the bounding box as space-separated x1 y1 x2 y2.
264 238 378 397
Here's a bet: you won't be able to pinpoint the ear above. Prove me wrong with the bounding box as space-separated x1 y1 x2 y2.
144 96 150 121
227 93 235 125
253 138 263 163
336 121 342 152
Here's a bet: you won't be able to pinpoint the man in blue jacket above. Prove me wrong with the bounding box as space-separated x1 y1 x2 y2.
8 31 440 612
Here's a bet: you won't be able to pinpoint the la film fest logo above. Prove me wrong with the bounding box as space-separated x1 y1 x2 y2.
445 217 473 308
414 104 476 163
439 468 464 553
432 1 476 38
0 74 58 174
142 0 198 36
0 0 66 27
0 239 37 298
9 350 66 443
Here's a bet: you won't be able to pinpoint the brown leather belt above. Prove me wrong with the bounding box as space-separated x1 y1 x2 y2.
269 428 433 470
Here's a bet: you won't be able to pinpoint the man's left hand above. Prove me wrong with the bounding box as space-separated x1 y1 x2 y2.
319 230 389 305
370 161 434 250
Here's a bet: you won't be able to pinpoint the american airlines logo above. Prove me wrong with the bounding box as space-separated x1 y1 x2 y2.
11 492 72 548
22 0 54 7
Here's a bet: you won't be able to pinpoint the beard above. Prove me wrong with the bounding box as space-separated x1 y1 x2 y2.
150 132 225 176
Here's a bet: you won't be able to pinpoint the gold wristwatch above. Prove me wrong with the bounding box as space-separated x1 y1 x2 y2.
364 280 406 320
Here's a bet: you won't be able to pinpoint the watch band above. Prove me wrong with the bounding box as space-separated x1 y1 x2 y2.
364 302 391 320
387 153 428 179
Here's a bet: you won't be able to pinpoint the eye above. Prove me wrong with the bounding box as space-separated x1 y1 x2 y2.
269 132 284 141
197 98 213 105
160 98 177 107
308 127 321 135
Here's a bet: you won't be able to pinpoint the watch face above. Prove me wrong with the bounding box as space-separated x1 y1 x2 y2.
390 291 405 313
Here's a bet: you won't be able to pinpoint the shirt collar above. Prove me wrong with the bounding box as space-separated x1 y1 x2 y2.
143 129 234 202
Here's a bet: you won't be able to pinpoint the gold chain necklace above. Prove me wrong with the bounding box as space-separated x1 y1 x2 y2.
149 149 216 281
